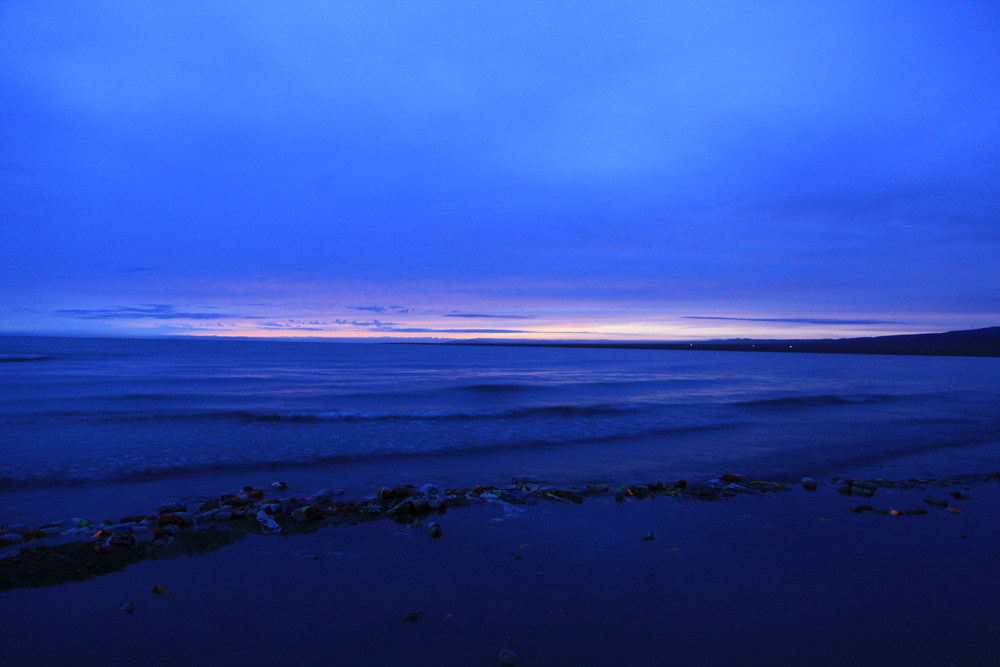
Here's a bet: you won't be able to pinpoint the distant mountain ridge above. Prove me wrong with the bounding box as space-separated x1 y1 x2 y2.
446 326 1000 357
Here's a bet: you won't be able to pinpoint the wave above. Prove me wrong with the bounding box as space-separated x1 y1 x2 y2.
734 393 900 408
0 402 654 424
0 417 736 488
0 354 54 362
232 403 650 423
457 383 537 393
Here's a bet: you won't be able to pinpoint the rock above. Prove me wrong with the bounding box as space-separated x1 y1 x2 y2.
198 499 220 511
923 496 949 508
904 508 928 516
157 502 186 514
499 648 518 665
642 531 655 541
118 601 134 615
720 474 742 483
419 483 443 497
585 483 609 494
852 487 875 497
427 522 442 539
836 485 852 495
851 480 878 491
850 505 874 513
511 475 543 484
801 477 818 491
950 491 969 500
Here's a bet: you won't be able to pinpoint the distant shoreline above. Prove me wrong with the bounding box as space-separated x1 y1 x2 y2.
403 326 1000 358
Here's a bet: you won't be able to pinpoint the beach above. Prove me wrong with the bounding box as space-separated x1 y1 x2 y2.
2 472 999 666
2 336 999 664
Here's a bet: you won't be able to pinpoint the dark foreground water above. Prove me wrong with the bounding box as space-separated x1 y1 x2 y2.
1 335 998 525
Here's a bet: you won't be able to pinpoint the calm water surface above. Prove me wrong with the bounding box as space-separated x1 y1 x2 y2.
2 336 998 524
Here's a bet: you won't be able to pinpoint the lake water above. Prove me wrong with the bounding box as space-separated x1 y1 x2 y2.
1 335 998 526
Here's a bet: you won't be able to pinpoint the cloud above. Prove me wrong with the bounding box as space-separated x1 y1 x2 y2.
56 304 248 321
350 306 387 313
259 323 325 331
445 313 534 319
379 328 535 334
683 317 902 325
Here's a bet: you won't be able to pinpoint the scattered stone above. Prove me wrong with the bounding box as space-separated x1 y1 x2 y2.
836 485 852 496
499 648 518 665
850 505 874 513
157 503 186 515
0 534 25 547
401 611 424 624
720 474 742 483
851 480 878 491
511 475 543 484
801 477 818 491
904 508 928 516
256 509 281 535
642 532 655 541
585 483 609 494
427 522 442 539
419 483 443 497
923 496 949 508
151 584 170 595
852 487 875 498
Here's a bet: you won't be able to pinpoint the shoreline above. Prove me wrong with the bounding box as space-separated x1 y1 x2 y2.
2 470 999 665
4 470 997 592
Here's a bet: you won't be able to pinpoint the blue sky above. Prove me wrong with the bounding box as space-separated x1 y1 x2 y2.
2 0 997 340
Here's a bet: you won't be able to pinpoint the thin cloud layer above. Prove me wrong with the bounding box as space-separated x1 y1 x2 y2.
1 2 997 339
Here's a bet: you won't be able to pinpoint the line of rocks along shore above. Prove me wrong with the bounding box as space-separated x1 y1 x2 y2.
2 471 997 592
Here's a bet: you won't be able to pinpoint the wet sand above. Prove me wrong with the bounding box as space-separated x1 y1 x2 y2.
2 474 999 666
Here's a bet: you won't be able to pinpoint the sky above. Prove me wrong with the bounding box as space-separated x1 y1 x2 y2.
1 0 997 341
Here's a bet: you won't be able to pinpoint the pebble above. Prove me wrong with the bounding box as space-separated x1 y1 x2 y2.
419 483 443 497
499 648 518 665
427 522 442 539
923 496 949 508
511 475 543 484
801 477 818 491
642 531 655 541
157 503 186 515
